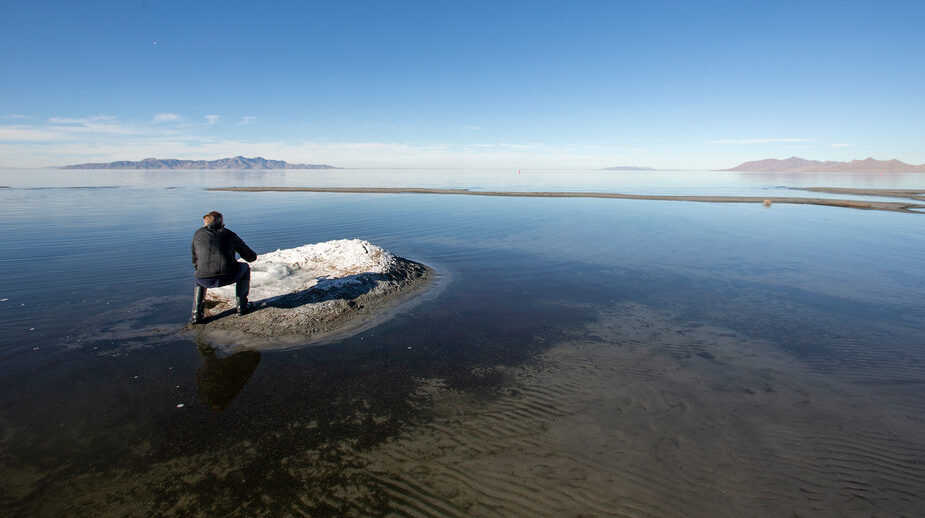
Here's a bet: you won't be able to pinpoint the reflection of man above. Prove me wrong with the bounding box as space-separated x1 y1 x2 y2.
190 211 258 324
195 342 261 411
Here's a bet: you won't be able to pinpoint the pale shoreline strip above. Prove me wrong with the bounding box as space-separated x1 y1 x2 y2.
207 186 925 213
795 187 925 202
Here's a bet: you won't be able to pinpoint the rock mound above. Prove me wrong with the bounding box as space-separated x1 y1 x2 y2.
193 239 432 345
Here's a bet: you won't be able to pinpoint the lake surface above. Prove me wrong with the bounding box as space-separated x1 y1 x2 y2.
1 168 924 516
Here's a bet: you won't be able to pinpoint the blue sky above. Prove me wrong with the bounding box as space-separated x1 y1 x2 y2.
1 0 923 169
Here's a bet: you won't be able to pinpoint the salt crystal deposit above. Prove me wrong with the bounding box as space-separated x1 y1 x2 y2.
207 239 398 305
192 239 431 346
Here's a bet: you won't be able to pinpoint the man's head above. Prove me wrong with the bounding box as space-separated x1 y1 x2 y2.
203 211 224 228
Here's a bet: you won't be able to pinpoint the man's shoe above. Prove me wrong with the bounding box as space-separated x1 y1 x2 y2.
236 297 252 316
190 285 206 324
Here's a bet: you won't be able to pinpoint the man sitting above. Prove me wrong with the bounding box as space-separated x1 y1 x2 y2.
190 211 258 324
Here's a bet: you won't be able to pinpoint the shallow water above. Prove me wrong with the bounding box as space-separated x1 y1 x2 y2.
1 169 924 516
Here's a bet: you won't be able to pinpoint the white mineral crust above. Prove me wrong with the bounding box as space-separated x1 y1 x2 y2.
207 239 396 305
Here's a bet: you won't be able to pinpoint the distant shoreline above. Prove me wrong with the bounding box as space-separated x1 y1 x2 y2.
207 186 925 213
60 156 339 170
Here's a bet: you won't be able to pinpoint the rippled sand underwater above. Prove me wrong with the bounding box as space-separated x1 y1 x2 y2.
7 300 922 517
352 306 923 517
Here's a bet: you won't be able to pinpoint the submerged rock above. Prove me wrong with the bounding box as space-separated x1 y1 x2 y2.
191 239 432 345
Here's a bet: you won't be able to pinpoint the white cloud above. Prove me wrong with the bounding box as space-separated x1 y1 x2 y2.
204 115 222 124
49 115 118 124
42 115 144 135
49 122 143 135
236 116 257 125
830 142 852 148
0 114 188 155
464 125 482 130
709 138 813 144
153 113 181 123
0 126 66 141
469 143 541 150
0 115 668 168
4 114 33 120
581 144 647 153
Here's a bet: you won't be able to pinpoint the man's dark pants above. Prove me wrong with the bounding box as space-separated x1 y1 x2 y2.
196 262 251 298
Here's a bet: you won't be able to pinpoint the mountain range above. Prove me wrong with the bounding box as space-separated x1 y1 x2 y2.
725 157 925 173
61 156 338 170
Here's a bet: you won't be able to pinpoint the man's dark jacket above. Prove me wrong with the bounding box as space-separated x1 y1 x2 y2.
192 224 257 278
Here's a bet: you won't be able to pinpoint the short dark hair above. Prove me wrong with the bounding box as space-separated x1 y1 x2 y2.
203 211 223 226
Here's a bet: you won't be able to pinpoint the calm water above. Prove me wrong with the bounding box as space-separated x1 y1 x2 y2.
1 169 924 516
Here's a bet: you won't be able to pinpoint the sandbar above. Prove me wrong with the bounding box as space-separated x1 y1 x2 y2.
208 186 925 213
795 186 925 202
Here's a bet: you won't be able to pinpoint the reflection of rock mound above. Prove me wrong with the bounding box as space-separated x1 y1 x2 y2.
197 240 432 344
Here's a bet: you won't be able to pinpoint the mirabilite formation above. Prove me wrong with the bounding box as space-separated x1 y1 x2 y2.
195 239 431 346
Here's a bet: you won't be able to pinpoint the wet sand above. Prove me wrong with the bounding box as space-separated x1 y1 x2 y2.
208 187 925 213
